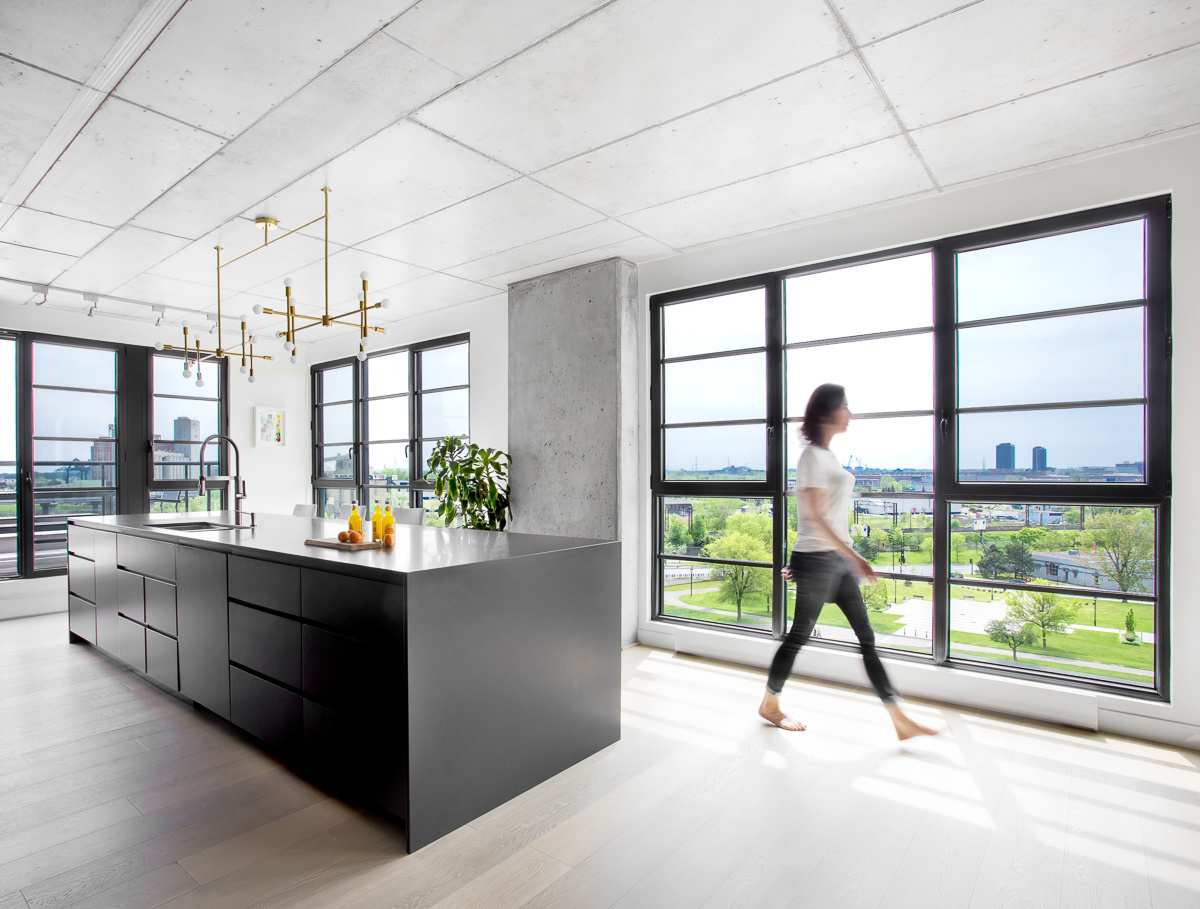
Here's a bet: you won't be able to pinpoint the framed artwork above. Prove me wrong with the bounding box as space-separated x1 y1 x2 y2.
255 407 285 447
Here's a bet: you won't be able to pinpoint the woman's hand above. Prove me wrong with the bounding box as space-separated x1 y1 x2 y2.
848 551 877 581
780 564 793 582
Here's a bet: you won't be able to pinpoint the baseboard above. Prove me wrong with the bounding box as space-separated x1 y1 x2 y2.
0 576 67 621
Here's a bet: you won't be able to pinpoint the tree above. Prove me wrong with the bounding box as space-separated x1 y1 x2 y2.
853 534 882 561
861 580 889 611
977 543 1007 579
986 618 1037 660
1124 607 1140 644
689 515 708 548
665 515 690 552
951 533 969 562
1016 527 1046 549
1083 510 1155 593
1003 589 1078 649
704 533 770 621
725 512 772 548
1004 539 1036 580
692 499 744 535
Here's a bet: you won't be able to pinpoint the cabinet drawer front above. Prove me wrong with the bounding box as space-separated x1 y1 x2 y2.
117 536 175 581
146 628 179 691
301 624 401 714
68 555 96 602
116 569 144 623
144 577 177 636
300 569 405 646
68 524 95 560
303 699 406 821
228 602 301 689
230 666 302 755
69 595 96 643
117 616 146 672
229 556 300 617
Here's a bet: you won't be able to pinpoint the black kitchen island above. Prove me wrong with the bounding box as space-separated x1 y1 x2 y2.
65 512 621 852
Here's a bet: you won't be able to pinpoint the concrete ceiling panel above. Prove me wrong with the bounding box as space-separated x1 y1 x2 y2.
210 233 331 295
384 271 500 314
864 0 1200 129
413 0 848 173
131 33 459 240
54 225 190 293
0 0 147 82
0 241 77 285
110 272 221 311
24 96 226 228
359 178 604 271
622 136 933 249
384 0 608 80
0 208 112 258
246 248 431 317
536 55 898 216
833 0 977 44
0 59 84 198
484 234 675 288
116 0 417 137
244 121 519 247
446 219 642 283
914 45 1200 185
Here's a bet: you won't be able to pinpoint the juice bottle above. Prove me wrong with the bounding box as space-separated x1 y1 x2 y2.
348 502 362 534
382 505 395 537
371 504 383 541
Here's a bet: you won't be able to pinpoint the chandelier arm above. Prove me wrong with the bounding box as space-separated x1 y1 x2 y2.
218 214 327 270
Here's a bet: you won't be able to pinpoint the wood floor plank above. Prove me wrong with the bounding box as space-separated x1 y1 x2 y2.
696 854 804 909
426 846 569 909
0 891 29 909
0 800 143 868
46 863 197 909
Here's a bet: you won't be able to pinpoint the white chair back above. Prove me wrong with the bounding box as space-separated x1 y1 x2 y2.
338 503 354 520
394 507 425 526
292 503 317 517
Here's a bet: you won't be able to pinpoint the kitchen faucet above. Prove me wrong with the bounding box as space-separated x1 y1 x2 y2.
197 433 255 528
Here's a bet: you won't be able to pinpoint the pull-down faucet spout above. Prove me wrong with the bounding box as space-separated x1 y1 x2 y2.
197 434 255 527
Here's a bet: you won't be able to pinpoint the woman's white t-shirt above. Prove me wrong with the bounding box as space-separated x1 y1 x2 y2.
792 444 854 552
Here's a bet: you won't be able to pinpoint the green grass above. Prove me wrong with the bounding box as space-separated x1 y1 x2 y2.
806 604 905 633
664 605 771 627
950 627 1153 671
680 589 770 619
948 646 1153 684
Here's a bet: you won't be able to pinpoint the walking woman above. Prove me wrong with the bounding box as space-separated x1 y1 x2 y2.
758 383 937 740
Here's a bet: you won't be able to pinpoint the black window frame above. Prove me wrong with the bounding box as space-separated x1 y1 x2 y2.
649 196 1171 702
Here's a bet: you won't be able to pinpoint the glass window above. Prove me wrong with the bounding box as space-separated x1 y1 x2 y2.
151 353 222 483
786 333 932 416
665 353 765 424
0 338 15 579
663 288 765 358
785 253 932 342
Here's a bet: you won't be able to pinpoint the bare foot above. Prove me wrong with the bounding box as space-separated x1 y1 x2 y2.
759 691 806 731
886 703 938 740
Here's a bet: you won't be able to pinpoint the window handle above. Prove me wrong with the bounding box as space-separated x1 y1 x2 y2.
939 414 949 442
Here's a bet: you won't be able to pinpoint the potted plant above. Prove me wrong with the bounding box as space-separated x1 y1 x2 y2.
1123 607 1140 645
425 436 513 531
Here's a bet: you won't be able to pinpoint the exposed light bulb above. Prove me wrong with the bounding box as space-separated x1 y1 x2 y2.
183 368 192 379
289 354 298 365
359 271 369 281
239 364 248 375
154 341 164 351
284 277 293 288
359 335 370 349
380 297 391 309
356 350 367 362
252 304 264 315
196 377 205 388
248 374 256 384
283 340 294 352
357 291 365 302
181 321 188 329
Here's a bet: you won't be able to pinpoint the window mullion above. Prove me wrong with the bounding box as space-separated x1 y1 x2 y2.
932 240 957 665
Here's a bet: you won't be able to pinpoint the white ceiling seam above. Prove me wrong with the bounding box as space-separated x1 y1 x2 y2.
0 0 187 231
835 0 987 46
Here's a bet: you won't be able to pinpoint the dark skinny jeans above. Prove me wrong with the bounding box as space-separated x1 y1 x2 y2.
766 550 897 704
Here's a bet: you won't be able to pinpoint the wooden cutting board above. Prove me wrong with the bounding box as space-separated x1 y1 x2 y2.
304 536 384 552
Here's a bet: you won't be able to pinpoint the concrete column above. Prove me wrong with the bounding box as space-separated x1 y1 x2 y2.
508 258 640 645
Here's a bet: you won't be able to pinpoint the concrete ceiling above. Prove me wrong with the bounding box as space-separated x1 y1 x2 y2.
1 0 1197 350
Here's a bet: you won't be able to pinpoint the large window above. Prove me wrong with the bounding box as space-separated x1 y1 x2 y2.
312 335 469 521
651 197 1170 699
149 352 225 513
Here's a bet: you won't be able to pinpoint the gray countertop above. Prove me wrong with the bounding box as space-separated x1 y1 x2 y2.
69 512 613 580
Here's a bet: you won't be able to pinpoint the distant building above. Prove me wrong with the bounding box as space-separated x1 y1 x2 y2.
1116 460 1144 475
1032 446 1047 471
88 423 116 483
996 442 1016 470
173 417 202 478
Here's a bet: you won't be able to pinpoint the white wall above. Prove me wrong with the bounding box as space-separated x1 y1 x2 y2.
638 129 1200 750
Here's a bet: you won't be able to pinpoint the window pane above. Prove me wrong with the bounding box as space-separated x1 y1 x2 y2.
664 424 765 481
785 253 932 343
367 396 407 441
367 442 409 486
322 365 353 403
153 355 219 398
0 492 15 579
418 489 443 526
368 351 408 397
34 440 110 462
659 496 773 555
663 288 765 358
149 488 225 513
320 445 354 479
957 220 1145 322
317 487 355 520
786 577 932 656
832 495 937 579
958 406 1143 482
788 416 933 486
33 490 115 571
33 343 115 391
421 343 468 389
152 401 219 480
421 389 469 438
33 389 115 439
0 338 13 464
321 403 353 445
661 559 771 629
958 308 1143 408
664 352 765 424
34 464 114 487
366 486 412 511
786 333 932 417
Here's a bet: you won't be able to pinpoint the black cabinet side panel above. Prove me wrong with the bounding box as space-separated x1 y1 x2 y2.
229 555 301 616
93 531 120 654
177 546 230 719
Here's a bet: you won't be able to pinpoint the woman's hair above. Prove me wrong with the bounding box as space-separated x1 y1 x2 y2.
800 383 848 442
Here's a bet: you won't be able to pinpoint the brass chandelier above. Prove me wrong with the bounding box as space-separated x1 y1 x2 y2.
157 187 389 384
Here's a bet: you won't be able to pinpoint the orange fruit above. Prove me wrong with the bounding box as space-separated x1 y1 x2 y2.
337 531 349 543
383 533 395 548
348 531 363 544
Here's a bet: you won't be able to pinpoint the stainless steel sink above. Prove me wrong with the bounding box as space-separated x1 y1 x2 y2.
144 521 248 532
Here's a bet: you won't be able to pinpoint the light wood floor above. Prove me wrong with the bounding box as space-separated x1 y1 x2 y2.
1 613 1198 909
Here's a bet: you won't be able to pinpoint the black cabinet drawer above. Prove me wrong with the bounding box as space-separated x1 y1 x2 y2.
117 616 146 672
68 555 96 602
229 556 300 617
300 569 405 646
116 569 144 622
303 699 406 821
229 601 301 689
301 624 401 714
68 595 95 643
145 578 177 636
117 536 175 581
146 627 179 691
67 524 95 560
230 666 302 756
